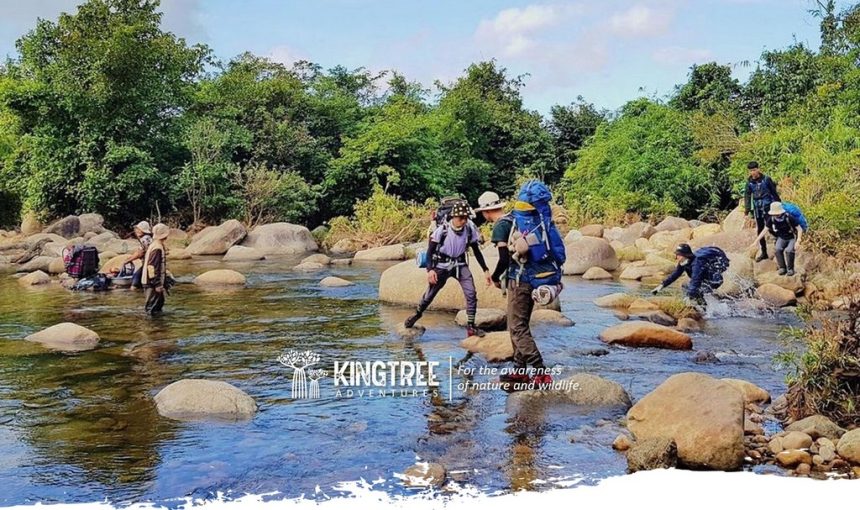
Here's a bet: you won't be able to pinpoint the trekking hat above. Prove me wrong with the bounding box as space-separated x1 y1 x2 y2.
674 243 694 258
769 202 786 216
135 221 152 234
450 200 472 219
474 191 506 212
152 223 170 241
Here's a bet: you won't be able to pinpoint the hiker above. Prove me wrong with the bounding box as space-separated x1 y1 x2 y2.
404 200 491 337
652 244 730 304
142 223 169 315
474 191 510 289
744 161 780 262
125 221 153 289
750 202 803 276
486 181 566 390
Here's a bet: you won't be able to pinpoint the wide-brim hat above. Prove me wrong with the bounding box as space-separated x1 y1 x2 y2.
769 202 786 215
152 223 170 240
135 221 152 234
474 191 507 212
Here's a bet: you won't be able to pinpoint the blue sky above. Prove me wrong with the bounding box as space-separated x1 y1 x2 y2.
0 0 841 113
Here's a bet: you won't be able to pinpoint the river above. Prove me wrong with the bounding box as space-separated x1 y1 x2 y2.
0 256 800 506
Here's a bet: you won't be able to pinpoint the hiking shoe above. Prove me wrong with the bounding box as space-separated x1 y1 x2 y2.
499 371 530 392
777 268 787 276
466 326 486 338
531 374 553 389
786 269 795 277
755 253 769 262
403 312 422 329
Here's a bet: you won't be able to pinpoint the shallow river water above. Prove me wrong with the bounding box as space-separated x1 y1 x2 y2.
0 256 800 506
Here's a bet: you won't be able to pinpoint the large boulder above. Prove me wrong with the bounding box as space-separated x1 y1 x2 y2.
330 238 366 255
756 283 797 307
580 224 604 238
626 437 678 472
44 215 80 238
563 236 619 275
564 229 583 243
692 223 722 239
506 373 632 410
722 205 749 233
619 264 665 281
25 322 100 352
222 245 265 262
626 372 745 470
379 257 559 311
455 308 507 330
582 266 613 280
241 222 317 255
19 270 51 286
603 222 657 246
19 256 55 273
187 219 248 255
689 230 757 253
193 269 246 286
757 271 804 294
593 292 635 308
20 211 43 236
77 213 105 234
655 216 690 232
354 244 407 261
154 379 257 420
785 415 846 441
461 331 512 362
648 228 693 252
599 321 692 350
836 428 860 464
720 378 770 404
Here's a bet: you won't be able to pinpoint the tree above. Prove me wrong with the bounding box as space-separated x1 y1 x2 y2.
2 0 209 224
547 96 606 181
670 62 742 116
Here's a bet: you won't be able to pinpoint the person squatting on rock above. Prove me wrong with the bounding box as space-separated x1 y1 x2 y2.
751 202 804 276
652 243 730 305
482 182 566 390
404 200 490 337
142 223 170 315
744 161 780 262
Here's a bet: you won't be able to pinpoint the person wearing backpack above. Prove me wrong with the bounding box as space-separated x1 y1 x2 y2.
404 200 490 337
142 223 169 315
474 191 511 289
743 161 781 262
490 181 566 391
750 202 803 276
652 244 730 303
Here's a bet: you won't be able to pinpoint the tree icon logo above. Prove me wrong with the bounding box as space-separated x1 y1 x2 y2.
278 350 322 399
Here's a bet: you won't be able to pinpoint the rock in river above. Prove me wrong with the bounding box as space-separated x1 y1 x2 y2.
154 379 257 420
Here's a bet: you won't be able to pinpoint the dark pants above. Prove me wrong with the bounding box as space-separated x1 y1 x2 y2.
754 205 769 255
132 266 143 289
145 287 165 315
417 265 477 316
682 275 723 301
507 280 543 369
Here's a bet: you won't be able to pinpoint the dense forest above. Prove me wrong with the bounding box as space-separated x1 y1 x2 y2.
1 0 858 253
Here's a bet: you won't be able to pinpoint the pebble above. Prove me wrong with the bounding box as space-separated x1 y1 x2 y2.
796 463 811 475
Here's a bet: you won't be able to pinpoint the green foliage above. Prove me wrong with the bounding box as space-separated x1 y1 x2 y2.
324 184 430 248
232 161 318 227
670 62 742 116
547 96 607 182
562 99 720 220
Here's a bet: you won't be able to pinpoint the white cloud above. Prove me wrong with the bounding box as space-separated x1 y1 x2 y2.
609 4 674 38
267 45 306 66
652 46 714 65
475 4 582 57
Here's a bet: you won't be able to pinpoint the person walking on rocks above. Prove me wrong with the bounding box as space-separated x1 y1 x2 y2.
750 202 803 276
142 223 169 315
744 161 780 262
652 244 730 304
474 191 512 289
489 181 566 391
404 200 490 337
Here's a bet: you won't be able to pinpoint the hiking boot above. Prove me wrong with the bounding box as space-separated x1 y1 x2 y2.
499 370 530 392
465 326 486 338
777 268 787 276
755 252 769 262
531 373 553 389
403 311 422 329
786 269 795 277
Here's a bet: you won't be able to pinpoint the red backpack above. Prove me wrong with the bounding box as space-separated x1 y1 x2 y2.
62 245 99 279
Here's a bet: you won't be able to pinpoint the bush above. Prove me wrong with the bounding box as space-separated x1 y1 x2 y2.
232 162 319 227
776 280 860 426
324 184 430 248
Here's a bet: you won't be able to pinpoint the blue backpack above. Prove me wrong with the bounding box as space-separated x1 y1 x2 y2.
509 180 566 285
782 202 809 232
694 246 730 274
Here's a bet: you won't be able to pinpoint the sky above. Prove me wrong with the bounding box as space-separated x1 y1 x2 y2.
0 0 843 113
